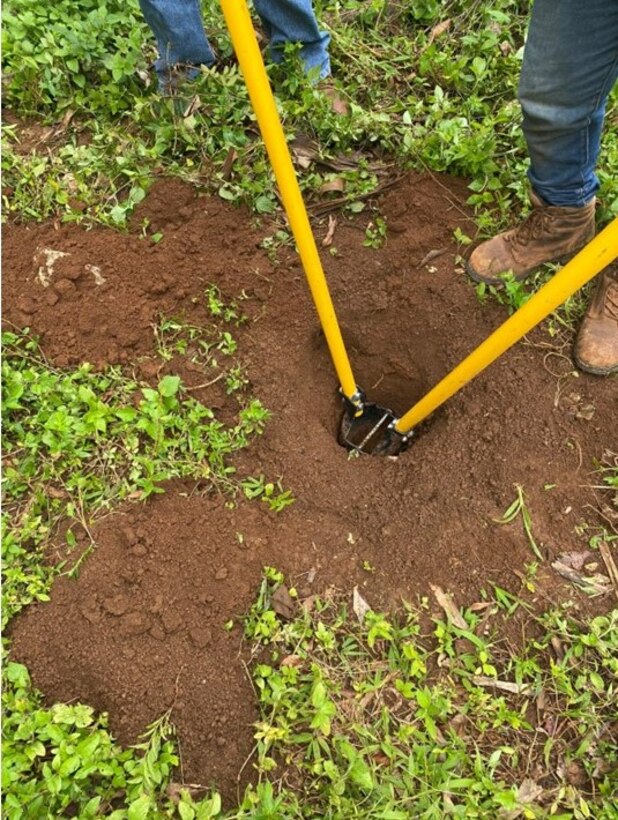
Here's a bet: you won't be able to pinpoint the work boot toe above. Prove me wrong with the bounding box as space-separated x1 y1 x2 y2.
466 234 523 285
573 267 618 376
466 193 596 286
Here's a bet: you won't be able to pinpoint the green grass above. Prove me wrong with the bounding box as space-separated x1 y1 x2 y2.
4 571 617 818
3 1 617 228
2 303 270 626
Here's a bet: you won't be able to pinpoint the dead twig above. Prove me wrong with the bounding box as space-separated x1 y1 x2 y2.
598 542 618 601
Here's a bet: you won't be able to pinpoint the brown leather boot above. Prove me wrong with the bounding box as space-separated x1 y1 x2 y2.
467 193 596 285
573 267 618 376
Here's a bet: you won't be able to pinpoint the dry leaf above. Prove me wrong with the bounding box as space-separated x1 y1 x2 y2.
469 601 493 612
472 676 531 695
551 559 612 596
556 550 589 571
418 247 447 268
576 403 595 420
322 215 337 247
271 585 296 620
301 595 316 613
599 541 618 600
221 147 238 180
136 68 152 88
167 783 204 804
427 18 452 46
430 584 467 630
182 94 202 118
353 586 371 624
551 636 564 661
517 778 543 805
281 654 302 667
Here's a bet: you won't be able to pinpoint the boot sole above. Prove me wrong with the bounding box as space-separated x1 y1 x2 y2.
572 353 618 377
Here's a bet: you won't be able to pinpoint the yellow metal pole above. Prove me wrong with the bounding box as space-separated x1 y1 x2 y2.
395 217 618 435
219 0 360 406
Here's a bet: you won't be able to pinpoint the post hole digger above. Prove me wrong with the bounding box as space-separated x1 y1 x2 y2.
219 0 618 456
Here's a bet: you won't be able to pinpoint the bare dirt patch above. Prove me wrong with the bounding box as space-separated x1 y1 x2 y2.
5 174 615 802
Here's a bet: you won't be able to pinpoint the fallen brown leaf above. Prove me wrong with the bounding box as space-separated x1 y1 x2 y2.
472 676 531 695
353 586 371 624
322 214 337 247
427 18 452 46
430 584 467 630
281 654 302 667
221 147 238 180
599 541 618 601
418 247 448 268
271 585 296 620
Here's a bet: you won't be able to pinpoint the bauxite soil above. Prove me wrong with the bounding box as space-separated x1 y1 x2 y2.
5 174 615 802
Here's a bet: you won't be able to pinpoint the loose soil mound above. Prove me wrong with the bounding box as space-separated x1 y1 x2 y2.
6 174 615 801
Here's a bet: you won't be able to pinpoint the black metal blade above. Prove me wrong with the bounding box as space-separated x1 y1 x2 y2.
339 402 412 456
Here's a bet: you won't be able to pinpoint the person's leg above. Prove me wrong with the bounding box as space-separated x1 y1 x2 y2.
520 0 618 207
467 0 618 285
253 0 331 80
139 0 216 92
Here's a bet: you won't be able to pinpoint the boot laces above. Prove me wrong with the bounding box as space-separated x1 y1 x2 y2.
507 208 554 247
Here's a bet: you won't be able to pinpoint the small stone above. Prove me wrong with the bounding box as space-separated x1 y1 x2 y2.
150 623 166 641
45 290 59 306
81 596 101 624
131 544 147 557
118 611 151 636
162 610 182 633
103 594 129 616
14 312 30 327
215 567 228 581
139 360 159 379
63 259 86 280
54 278 76 295
150 593 164 614
216 736 227 748
120 525 138 547
120 567 137 583
123 330 141 348
16 295 37 315
189 627 212 648
148 280 169 295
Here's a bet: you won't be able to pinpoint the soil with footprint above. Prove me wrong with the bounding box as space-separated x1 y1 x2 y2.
5 174 615 803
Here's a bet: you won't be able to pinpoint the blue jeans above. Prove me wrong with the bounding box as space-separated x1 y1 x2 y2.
519 0 618 207
139 0 331 91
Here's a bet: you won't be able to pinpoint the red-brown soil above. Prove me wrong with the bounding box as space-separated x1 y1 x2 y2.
5 175 616 803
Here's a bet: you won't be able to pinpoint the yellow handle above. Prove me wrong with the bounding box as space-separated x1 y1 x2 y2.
219 0 359 405
395 217 618 435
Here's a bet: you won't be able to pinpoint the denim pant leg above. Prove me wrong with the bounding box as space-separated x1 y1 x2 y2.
139 0 216 90
519 0 618 207
253 0 331 80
